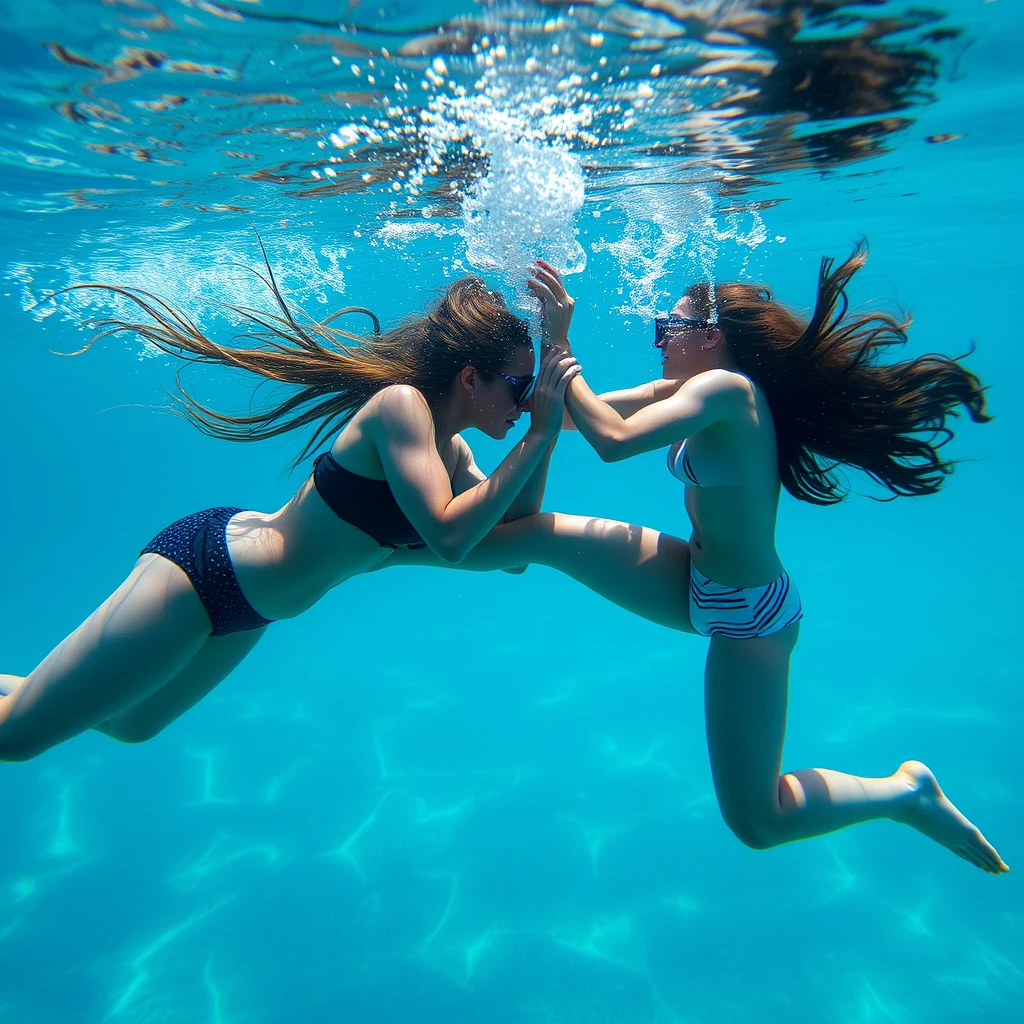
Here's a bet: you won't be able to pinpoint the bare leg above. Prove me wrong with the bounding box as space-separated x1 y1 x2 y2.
3 627 263 744
704 625 1008 873
95 626 266 743
0 554 213 761
392 513 1007 872
388 512 697 634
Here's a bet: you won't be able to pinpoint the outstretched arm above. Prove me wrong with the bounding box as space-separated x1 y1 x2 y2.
561 378 686 429
526 259 750 461
566 368 753 462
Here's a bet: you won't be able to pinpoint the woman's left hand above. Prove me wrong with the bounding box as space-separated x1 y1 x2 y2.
527 259 575 353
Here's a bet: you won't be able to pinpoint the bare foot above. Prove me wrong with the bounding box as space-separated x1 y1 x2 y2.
893 760 1009 874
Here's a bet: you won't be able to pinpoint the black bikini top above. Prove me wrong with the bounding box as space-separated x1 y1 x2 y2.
313 451 426 549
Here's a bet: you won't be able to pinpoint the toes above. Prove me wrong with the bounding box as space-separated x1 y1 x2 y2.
979 851 1000 873
967 842 995 872
980 845 1009 873
985 852 1010 874
968 848 999 874
955 844 988 872
958 850 981 870
971 836 1007 873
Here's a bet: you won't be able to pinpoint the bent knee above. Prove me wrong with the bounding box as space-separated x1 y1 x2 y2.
721 810 780 851
101 720 164 745
0 734 49 762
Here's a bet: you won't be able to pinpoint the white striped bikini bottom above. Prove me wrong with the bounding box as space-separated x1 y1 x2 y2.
689 562 803 639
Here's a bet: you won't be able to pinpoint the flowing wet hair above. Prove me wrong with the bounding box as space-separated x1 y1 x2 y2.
58 242 530 467
686 242 991 504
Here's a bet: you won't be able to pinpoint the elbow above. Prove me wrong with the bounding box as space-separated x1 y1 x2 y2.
435 544 465 565
596 438 628 463
584 423 630 463
432 537 467 564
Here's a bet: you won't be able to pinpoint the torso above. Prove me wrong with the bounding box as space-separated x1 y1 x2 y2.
221 388 458 620
669 373 785 588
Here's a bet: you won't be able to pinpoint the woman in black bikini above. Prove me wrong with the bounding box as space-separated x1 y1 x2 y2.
0 265 579 760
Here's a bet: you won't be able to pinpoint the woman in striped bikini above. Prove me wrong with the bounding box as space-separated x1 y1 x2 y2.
395 243 1007 873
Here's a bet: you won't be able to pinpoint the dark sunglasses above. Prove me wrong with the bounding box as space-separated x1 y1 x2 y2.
493 370 536 406
654 314 716 347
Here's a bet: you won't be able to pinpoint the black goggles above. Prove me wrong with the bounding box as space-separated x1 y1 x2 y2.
493 370 536 406
654 314 716 346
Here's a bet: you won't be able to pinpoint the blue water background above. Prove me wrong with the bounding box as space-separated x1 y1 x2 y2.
1 0 1023 1020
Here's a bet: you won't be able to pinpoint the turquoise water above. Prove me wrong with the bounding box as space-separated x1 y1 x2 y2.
1 0 1022 1020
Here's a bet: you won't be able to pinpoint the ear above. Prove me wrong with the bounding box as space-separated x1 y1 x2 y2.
458 366 477 395
701 329 725 352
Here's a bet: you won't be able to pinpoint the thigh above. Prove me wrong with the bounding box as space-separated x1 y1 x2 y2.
520 512 696 630
418 512 697 634
541 513 696 632
100 626 267 743
703 624 799 825
0 554 212 759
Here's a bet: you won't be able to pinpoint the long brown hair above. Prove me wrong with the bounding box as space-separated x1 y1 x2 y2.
686 241 991 504
59 244 530 466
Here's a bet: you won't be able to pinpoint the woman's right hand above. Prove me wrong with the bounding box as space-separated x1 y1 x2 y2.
528 259 575 355
527 344 580 440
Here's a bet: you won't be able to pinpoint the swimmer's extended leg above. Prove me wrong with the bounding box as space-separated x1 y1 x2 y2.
0 554 212 761
385 511 696 634
704 625 1008 873
95 626 266 743
2 629 261 745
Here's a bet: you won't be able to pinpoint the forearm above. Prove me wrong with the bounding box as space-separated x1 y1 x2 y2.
564 379 681 430
494 437 556 573
503 438 556 523
438 429 553 561
374 517 543 573
564 374 628 461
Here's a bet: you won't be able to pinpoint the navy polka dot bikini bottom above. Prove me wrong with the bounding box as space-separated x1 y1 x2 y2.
141 507 274 636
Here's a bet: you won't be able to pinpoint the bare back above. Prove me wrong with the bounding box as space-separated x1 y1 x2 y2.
221 390 461 621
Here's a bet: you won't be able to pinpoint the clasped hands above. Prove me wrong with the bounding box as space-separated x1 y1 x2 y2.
527 258 575 361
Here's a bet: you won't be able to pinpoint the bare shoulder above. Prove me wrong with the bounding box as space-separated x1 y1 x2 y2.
648 377 686 399
448 431 481 479
372 384 432 424
687 368 756 405
359 385 435 448
450 431 475 460
375 383 430 413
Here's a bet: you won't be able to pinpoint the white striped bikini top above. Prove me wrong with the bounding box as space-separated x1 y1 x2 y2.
668 440 703 487
668 439 755 489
